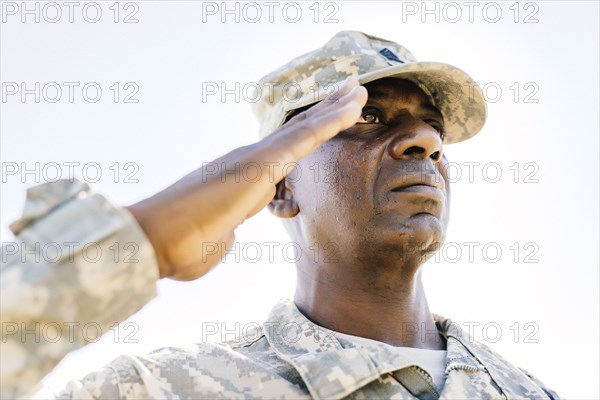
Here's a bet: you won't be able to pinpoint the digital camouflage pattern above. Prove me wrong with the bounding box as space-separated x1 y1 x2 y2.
1 182 559 399
47 298 559 399
0 180 159 399
252 30 487 144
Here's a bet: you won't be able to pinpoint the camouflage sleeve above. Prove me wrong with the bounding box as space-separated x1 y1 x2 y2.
519 368 561 400
0 179 160 399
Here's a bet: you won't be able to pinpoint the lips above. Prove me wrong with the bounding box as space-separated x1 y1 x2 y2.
389 173 446 194
392 185 445 200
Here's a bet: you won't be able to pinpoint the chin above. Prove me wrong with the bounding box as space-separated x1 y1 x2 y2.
366 214 447 263
406 215 445 250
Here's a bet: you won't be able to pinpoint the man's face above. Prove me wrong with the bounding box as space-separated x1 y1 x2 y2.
285 78 451 264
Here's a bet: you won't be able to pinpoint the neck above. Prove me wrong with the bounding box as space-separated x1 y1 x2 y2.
293 260 446 350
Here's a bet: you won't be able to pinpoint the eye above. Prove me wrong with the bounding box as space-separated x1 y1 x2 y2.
357 108 382 124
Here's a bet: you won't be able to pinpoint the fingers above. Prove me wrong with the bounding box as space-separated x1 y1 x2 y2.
267 83 368 164
308 87 368 143
287 77 360 123
318 76 362 106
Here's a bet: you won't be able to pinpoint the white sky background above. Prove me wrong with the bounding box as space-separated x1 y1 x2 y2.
1 1 598 398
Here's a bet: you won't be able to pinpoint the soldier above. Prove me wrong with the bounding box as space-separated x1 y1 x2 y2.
1 31 559 399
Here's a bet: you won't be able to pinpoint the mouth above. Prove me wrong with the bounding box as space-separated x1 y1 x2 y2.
389 174 446 195
392 184 444 194
391 184 446 202
383 174 446 217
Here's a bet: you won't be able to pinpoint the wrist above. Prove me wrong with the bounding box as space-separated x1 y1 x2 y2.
125 203 170 279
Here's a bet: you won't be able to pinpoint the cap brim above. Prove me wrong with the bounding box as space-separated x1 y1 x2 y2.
283 62 487 144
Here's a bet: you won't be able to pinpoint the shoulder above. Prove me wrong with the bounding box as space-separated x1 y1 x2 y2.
89 327 302 399
517 367 561 400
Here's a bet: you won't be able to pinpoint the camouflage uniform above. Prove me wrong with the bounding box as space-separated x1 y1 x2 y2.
1 180 559 399
1 180 159 399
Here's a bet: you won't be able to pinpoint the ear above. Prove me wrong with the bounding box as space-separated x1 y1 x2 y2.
268 178 300 218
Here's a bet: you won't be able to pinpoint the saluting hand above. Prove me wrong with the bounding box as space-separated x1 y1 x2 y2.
127 77 367 280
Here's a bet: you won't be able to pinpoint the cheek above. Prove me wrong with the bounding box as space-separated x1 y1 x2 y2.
438 158 451 207
292 143 376 215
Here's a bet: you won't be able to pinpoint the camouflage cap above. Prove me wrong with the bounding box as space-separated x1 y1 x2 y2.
252 30 487 144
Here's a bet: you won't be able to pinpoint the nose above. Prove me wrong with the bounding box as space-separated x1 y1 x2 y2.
388 119 443 163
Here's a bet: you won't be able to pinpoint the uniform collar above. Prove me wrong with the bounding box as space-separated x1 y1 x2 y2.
436 315 551 400
263 299 483 400
434 314 483 374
